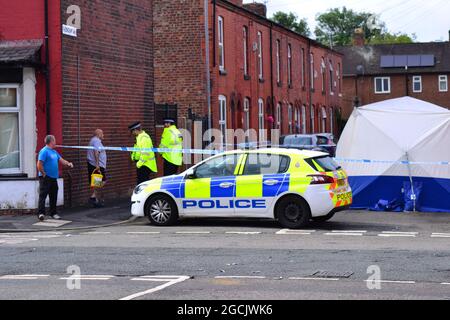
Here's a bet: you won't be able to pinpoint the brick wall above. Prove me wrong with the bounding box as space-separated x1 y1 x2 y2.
60 0 154 207
342 73 450 120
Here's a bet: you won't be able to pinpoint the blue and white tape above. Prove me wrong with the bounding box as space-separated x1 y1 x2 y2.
56 145 449 165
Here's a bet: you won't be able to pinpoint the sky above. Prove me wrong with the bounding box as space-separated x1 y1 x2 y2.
243 0 450 42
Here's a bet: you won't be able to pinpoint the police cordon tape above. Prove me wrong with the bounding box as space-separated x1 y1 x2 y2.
56 145 449 166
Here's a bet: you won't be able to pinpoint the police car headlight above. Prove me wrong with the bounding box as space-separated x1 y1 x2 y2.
134 184 148 194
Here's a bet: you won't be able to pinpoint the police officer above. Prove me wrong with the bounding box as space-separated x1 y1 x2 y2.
128 122 157 184
159 119 183 176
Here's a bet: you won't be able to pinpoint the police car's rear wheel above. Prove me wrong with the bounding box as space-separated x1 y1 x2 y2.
145 194 178 226
276 196 311 229
311 212 335 223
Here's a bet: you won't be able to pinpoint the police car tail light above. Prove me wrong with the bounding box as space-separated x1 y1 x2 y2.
308 175 334 185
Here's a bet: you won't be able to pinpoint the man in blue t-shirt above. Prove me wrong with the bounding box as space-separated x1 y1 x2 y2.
36 135 74 221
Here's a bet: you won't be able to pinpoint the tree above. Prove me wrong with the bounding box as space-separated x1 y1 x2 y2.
271 11 311 37
315 7 385 46
369 32 416 45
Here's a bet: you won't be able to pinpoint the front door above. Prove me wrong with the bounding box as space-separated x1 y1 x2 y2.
182 153 243 216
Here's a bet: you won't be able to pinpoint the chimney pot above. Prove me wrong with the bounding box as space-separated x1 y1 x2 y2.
242 2 267 18
352 28 365 47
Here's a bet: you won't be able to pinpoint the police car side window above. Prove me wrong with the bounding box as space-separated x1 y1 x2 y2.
194 154 238 179
242 154 290 175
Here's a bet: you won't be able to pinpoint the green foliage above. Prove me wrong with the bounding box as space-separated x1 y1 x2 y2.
369 32 416 45
271 11 311 37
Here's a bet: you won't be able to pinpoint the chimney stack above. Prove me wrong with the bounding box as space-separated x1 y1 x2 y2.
242 2 267 17
352 28 365 47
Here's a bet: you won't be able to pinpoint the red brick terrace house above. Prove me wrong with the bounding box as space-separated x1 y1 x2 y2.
0 0 341 212
336 29 450 121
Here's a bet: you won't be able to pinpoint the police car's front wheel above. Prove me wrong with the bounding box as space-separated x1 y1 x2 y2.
276 196 311 229
145 194 178 226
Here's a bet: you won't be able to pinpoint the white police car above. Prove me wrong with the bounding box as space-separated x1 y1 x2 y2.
131 148 352 229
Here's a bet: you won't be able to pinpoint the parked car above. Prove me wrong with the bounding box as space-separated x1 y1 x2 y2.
279 134 336 157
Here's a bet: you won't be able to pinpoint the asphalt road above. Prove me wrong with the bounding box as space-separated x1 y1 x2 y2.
0 210 449 300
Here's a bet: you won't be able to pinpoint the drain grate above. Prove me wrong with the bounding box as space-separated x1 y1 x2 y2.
310 270 354 279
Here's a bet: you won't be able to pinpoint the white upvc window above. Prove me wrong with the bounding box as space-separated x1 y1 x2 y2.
258 31 263 80
412 76 422 93
287 44 292 86
218 16 225 71
0 85 21 174
439 75 448 92
321 58 326 92
276 103 282 129
243 97 250 133
288 104 293 133
311 105 315 132
258 98 265 142
276 40 281 83
329 60 334 94
301 105 306 134
321 106 327 133
310 53 315 90
301 48 305 87
294 107 300 133
218 95 227 148
374 77 391 94
330 107 334 134
243 26 249 76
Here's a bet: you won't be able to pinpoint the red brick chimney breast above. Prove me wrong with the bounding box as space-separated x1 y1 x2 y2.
242 2 267 17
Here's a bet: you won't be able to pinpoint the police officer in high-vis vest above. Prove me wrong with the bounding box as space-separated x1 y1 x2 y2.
129 122 157 184
159 119 183 176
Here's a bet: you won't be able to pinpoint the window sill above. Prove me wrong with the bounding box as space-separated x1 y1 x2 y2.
0 173 29 180
244 74 251 81
288 84 293 89
277 81 283 87
259 78 265 83
219 69 227 76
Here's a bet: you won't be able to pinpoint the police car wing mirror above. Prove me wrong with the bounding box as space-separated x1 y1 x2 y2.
185 168 196 179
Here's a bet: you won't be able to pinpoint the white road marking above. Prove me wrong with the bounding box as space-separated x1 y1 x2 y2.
0 274 50 280
59 275 115 280
289 277 340 281
378 232 417 237
120 276 190 300
175 231 211 234
381 231 418 235
214 276 266 279
441 282 450 285
364 280 416 284
225 231 262 235
325 233 364 236
276 229 315 235
431 233 450 238
331 230 367 233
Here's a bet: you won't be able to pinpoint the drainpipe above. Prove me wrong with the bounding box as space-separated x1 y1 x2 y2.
44 0 51 134
212 0 216 67
307 39 313 133
205 0 212 143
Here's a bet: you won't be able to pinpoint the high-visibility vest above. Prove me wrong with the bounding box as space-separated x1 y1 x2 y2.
135 131 157 173
131 143 140 162
159 125 183 166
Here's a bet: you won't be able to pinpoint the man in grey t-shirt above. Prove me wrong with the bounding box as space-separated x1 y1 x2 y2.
87 129 107 207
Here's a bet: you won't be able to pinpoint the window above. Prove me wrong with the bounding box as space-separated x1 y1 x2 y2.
412 76 422 93
258 98 265 142
243 97 250 133
311 104 315 132
374 77 391 94
329 60 334 93
218 95 227 148
294 107 300 134
243 26 249 76
329 107 334 134
276 40 281 83
276 103 282 129
301 105 306 134
439 75 448 92
337 63 341 93
0 85 20 173
257 31 263 80
195 154 240 179
242 153 290 175
287 44 292 87
321 106 327 133
288 104 293 134
321 58 326 92
310 53 315 90
301 48 306 87
218 16 225 71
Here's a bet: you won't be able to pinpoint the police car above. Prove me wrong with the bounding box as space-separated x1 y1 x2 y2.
131 148 352 229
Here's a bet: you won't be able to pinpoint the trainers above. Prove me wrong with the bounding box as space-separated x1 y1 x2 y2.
51 214 61 220
38 214 45 221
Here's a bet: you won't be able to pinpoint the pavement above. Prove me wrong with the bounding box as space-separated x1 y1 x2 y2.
0 208 449 300
0 199 132 232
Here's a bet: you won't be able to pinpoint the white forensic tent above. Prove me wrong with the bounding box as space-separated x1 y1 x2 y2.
336 97 450 212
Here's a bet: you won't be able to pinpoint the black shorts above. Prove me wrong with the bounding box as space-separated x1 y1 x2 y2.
87 162 106 184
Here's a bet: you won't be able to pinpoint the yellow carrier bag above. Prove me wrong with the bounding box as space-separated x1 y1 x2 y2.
90 169 104 188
